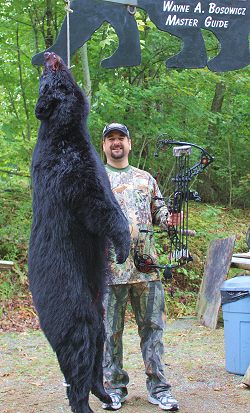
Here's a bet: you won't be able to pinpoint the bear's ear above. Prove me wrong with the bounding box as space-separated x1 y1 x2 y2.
35 96 55 120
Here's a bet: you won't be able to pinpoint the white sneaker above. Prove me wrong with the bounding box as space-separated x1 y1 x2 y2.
148 392 179 411
102 392 127 410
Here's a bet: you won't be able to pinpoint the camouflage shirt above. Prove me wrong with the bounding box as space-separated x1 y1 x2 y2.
105 164 169 285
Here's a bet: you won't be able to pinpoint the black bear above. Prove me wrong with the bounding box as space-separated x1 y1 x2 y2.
28 52 130 413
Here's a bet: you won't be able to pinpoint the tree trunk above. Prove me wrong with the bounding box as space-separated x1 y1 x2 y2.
136 136 147 169
207 81 226 139
16 24 31 141
91 26 108 96
28 8 42 77
45 0 54 48
227 136 233 207
80 44 92 107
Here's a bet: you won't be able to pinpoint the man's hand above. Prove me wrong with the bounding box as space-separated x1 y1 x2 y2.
167 211 183 226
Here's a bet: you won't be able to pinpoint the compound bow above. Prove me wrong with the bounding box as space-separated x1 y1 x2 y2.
134 136 214 281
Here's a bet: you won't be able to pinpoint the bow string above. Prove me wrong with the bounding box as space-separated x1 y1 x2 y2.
134 136 214 281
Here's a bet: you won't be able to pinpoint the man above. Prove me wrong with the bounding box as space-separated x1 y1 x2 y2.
101 122 180 411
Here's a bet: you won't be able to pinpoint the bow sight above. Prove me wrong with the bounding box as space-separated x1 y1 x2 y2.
133 137 214 281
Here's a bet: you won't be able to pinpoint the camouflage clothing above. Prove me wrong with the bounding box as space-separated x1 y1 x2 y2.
103 281 171 397
105 164 169 285
103 164 172 397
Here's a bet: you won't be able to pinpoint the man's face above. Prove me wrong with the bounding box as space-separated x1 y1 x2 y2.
103 131 131 162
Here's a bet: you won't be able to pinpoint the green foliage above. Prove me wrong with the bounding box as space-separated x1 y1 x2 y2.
0 1 249 206
0 185 31 303
164 288 197 319
154 202 250 317
232 174 250 209
0 272 18 301
0 182 30 311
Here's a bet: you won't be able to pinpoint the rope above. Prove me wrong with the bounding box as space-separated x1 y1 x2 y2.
64 0 73 69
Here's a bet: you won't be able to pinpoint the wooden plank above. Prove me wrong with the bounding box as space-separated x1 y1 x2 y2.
232 252 250 258
196 235 236 329
231 256 250 270
0 260 14 271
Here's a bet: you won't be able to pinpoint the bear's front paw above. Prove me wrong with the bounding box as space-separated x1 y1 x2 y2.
115 242 130 264
115 249 128 264
111 225 130 264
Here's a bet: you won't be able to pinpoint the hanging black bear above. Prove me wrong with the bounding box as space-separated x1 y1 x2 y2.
28 52 130 413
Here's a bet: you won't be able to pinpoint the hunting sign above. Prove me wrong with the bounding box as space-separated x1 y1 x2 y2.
32 0 250 72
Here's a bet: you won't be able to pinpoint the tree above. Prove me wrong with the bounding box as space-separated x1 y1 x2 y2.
0 1 249 206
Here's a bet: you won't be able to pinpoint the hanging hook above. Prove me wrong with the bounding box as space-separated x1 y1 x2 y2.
127 5 137 15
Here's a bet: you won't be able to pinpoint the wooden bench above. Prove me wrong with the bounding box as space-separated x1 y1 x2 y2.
231 252 250 270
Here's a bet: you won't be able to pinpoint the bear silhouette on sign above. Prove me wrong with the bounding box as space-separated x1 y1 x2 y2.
32 0 250 72
28 51 130 413
32 0 141 68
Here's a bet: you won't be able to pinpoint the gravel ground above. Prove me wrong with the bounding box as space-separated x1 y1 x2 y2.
0 318 249 413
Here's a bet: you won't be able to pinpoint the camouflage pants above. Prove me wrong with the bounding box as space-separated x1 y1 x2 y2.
103 281 171 397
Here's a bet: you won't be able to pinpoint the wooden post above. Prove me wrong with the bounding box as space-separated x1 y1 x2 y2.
242 365 250 387
196 235 235 329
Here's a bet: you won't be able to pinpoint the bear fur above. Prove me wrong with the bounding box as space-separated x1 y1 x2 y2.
28 52 130 413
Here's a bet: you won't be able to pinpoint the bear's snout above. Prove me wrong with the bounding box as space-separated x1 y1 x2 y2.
44 52 61 72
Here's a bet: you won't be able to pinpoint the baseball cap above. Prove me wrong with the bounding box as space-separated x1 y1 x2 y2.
102 123 130 138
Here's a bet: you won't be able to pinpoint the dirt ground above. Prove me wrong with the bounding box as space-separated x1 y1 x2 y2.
0 317 249 413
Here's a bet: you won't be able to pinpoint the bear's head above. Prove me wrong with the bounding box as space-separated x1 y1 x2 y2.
35 52 88 128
